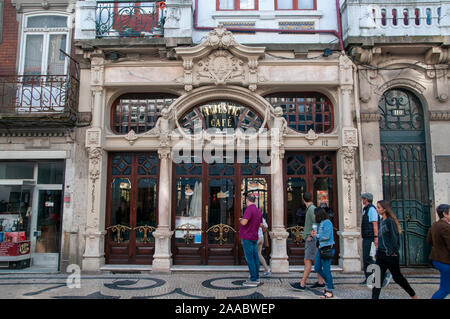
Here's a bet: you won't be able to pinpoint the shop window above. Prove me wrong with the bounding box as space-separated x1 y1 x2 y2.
0 162 34 180
111 93 177 134
265 93 333 133
217 0 258 10
275 0 315 10
37 161 64 184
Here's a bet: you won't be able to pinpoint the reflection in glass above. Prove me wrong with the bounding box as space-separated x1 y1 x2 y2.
208 179 235 245
175 177 202 243
241 178 268 219
136 178 157 243
36 190 62 253
286 177 306 228
109 178 131 243
313 177 333 213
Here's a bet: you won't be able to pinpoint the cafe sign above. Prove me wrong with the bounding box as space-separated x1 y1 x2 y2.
201 102 243 130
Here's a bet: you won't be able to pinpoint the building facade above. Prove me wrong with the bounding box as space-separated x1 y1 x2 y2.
0 0 83 271
1 0 448 273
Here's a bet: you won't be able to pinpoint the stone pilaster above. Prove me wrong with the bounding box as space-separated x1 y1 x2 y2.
269 110 289 273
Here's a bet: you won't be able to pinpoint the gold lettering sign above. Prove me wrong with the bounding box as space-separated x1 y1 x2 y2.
201 102 243 130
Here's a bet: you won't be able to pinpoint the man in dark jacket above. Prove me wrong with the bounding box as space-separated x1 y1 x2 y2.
360 193 379 285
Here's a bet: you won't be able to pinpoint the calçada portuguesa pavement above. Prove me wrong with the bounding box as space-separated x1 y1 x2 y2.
0 266 446 299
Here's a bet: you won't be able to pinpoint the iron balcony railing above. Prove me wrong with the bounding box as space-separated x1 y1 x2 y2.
96 1 165 38
0 74 79 115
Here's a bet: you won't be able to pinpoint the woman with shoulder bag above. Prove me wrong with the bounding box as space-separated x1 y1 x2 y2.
258 217 271 277
311 207 335 299
372 200 418 299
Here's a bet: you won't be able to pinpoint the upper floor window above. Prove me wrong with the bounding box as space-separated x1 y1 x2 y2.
111 93 177 134
218 0 257 10
276 0 315 10
20 15 69 76
265 93 333 133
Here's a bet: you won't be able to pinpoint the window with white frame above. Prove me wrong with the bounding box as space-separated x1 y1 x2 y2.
20 15 70 76
276 0 315 10
218 0 257 10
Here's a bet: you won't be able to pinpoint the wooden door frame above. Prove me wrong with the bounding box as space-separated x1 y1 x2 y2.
283 151 339 265
105 152 159 265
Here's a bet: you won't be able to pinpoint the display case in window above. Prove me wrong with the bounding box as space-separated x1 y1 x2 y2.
0 181 33 269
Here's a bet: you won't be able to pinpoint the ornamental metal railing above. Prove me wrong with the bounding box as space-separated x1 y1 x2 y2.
96 1 165 38
0 74 79 115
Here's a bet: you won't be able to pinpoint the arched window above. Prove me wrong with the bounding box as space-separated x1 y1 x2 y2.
265 92 334 133
111 93 177 134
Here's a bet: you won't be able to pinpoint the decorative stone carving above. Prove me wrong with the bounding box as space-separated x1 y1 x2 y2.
305 129 318 145
196 50 245 85
176 25 265 92
124 130 138 145
343 128 358 147
375 78 426 96
360 112 381 123
88 147 102 215
430 111 450 121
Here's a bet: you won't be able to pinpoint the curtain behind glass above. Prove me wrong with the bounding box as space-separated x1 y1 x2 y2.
24 35 43 75
299 0 314 9
277 0 293 9
47 34 67 75
27 15 67 28
219 0 234 9
240 0 255 9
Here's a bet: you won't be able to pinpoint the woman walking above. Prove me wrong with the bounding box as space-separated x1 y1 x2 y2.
311 207 335 299
372 200 418 299
427 204 450 299
258 217 271 277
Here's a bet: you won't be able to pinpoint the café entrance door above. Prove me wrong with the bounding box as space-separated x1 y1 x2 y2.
172 156 270 265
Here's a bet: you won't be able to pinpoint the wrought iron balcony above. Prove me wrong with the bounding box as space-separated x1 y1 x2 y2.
0 74 79 125
96 1 165 38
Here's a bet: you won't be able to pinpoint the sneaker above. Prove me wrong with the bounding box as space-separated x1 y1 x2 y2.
382 273 392 288
243 280 259 287
310 282 326 289
261 271 272 277
359 279 367 286
290 282 306 290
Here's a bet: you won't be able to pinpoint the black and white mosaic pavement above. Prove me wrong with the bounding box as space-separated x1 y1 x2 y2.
0 271 446 299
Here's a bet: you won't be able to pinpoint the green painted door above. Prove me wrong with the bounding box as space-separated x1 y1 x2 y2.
379 89 431 266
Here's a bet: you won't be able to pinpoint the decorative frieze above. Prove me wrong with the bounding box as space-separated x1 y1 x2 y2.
430 111 450 121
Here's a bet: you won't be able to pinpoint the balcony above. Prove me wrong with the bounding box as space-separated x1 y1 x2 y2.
341 1 450 41
95 1 164 38
0 74 79 127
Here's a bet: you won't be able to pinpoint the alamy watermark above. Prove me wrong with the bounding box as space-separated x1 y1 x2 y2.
66 264 81 289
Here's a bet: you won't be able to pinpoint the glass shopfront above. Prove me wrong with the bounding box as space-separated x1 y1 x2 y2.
0 161 64 270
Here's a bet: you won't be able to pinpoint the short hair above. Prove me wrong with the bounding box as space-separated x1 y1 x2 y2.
246 194 256 203
303 192 313 203
314 207 329 224
437 204 450 219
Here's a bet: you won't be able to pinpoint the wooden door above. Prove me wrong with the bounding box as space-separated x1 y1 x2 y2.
105 152 158 265
284 152 339 265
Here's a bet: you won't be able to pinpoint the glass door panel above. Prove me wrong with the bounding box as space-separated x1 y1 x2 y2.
207 178 235 245
23 35 44 76
109 178 131 244
35 190 61 253
136 178 157 244
240 177 268 219
174 177 202 244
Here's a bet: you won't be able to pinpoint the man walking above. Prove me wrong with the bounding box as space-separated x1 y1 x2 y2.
292 192 325 290
360 192 379 285
240 193 263 287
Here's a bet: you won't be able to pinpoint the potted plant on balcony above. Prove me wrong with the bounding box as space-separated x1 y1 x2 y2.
153 1 166 37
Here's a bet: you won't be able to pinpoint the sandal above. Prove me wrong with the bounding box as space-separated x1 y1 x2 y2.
320 290 334 299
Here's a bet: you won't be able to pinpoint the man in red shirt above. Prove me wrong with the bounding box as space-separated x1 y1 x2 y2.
239 193 263 287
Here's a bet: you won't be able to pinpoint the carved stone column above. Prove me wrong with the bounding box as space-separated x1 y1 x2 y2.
82 146 107 271
152 148 174 273
269 109 289 273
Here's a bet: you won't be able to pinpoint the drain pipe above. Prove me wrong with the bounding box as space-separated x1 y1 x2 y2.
193 0 345 52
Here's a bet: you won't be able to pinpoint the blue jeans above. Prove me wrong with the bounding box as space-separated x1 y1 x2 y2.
432 260 450 299
242 239 260 282
314 249 334 291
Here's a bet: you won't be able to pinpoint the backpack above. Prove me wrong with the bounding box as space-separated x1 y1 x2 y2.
296 208 306 226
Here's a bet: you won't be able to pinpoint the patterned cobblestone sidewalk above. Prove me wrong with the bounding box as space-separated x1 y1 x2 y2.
0 269 446 299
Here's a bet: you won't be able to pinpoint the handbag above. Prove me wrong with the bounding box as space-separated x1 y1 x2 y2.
319 245 334 260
